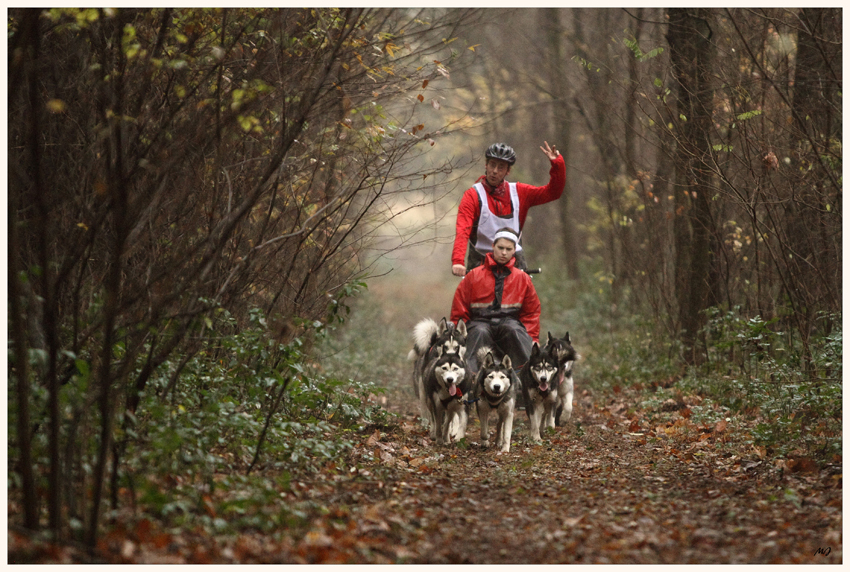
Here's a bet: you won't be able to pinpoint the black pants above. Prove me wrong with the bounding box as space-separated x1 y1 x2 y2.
465 317 533 374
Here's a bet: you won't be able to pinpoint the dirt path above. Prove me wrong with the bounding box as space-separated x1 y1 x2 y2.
283 381 841 565
286 267 842 564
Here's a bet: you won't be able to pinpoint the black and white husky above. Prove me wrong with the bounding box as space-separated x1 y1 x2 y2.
474 348 517 453
520 333 580 441
544 331 579 426
408 318 467 432
520 342 562 443
408 317 467 400
422 352 472 445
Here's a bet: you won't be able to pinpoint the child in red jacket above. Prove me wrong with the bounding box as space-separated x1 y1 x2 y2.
450 228 540 374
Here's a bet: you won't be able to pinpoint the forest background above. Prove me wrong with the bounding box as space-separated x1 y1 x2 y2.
7 7 842 562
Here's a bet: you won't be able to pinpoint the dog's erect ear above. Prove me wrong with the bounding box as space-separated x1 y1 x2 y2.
456 320 467 337
439 317 449 333
482 351 495 368
547 332 554 344
531 342 541 356
501 354 512 370
565 332 571 344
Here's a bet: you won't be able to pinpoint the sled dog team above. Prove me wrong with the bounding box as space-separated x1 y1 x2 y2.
408 317 578 453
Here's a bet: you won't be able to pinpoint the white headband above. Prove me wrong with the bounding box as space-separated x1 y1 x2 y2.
493 230 519 245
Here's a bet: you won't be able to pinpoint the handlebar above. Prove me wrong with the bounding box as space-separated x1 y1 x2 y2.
452 266 542 277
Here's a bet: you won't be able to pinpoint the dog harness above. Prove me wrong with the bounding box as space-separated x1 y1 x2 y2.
483 391 507 407
472 182 522 255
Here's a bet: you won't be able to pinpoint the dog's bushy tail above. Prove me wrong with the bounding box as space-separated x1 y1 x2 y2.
475 345 495 363
411 317 439 356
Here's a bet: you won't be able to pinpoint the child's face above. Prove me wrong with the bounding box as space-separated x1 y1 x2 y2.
492 238 516 265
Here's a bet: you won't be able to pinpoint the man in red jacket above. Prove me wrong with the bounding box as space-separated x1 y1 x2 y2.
450 228 541 375
451 141 565 277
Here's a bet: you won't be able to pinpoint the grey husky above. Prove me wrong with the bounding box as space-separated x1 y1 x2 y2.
473 348 517 453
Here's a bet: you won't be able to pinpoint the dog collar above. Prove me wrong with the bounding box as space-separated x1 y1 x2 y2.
484 392 506 406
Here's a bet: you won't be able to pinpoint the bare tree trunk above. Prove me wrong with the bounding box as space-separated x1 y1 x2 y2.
624 8 644 179
542 8 580 280
667 8 717 363
21 9 65 535
9 144 39 531
572 9 623 293
784 7 842 369
87 12 130 548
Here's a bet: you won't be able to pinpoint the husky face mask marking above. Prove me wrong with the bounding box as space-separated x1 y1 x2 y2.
482 361 512 398
436 358 466 397
438 336 464 358
530 359 558 393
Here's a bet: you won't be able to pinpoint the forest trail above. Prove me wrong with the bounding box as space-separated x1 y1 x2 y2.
8 265 841 564
317 387 842 564
278 269 842 564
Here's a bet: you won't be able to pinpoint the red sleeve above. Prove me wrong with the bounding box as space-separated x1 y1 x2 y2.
516 155 566 227
452 187 481 266
450 275 472 325
519 274 541 343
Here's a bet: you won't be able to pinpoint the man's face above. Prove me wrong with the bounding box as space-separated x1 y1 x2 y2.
492 238 516 265
485 158 511 188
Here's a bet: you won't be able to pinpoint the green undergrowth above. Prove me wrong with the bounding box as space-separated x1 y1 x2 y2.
532 257 842 466
7 281 398 541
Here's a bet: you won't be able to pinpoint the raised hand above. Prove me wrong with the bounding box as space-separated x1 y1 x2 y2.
540 141 560 161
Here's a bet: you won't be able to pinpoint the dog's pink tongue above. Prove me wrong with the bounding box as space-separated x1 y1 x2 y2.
539 383 549 392
449 384 457 397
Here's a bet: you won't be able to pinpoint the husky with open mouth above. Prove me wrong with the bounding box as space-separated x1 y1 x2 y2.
422 351 472 445
543 331 579 426
473 348 517 453
408 318 467 400
519 342 561 442
407 317 467 430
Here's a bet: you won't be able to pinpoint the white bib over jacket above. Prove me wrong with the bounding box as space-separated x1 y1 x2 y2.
472 182 523 255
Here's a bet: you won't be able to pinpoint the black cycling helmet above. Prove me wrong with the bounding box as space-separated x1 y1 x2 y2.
485 142 516 165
